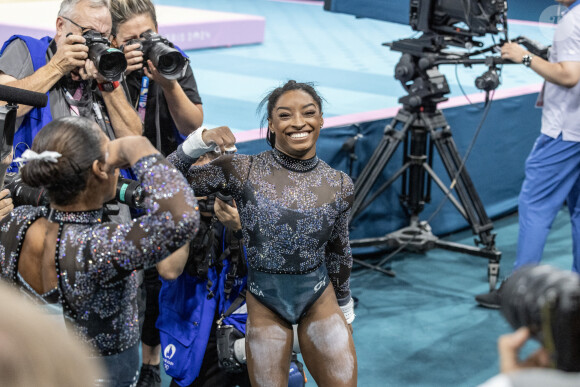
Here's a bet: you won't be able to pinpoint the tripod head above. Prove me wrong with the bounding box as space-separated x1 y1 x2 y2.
384 0 514 111
386 33 516 111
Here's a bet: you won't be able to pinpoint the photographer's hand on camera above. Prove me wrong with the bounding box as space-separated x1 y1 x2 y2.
498 327 550 374
214 198 241 231
49 34 89 80
0 189 12 220
144 59 177 89
79 58 107 83
121 42 145 75
0 149 13 220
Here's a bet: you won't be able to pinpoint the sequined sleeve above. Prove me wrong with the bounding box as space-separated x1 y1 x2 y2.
83 154 199 280
325 171 354 305
167 147 251 199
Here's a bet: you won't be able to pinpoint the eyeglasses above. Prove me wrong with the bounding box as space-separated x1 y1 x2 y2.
61 16 109 38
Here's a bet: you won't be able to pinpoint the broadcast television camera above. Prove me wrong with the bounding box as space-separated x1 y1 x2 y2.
499 265 580 372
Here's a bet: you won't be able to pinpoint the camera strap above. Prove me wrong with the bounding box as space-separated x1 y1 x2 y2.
217 290 246 327
137 75 149 122
220 228 247 300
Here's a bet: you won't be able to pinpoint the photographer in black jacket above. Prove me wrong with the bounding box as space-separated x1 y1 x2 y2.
109 1 204 385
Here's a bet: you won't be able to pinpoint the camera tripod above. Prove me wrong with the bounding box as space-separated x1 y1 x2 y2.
349 98 501 289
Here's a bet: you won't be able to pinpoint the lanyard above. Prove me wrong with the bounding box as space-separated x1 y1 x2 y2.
138 75 149 122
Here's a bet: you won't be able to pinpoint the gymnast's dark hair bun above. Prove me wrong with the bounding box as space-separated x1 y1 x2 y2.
21 117 106 206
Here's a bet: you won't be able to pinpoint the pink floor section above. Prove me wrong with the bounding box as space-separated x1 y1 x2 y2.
0 1 264 50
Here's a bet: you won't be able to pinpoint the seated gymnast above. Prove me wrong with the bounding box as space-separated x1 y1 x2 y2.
167 80 357 387
0 116 199 387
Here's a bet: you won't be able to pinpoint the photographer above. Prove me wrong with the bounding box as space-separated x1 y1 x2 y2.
156 151 250 387
478 265 580 387
0 116 199 386
0 0 142 171
110 0 203 156
477 0 580 308
109 2 204 384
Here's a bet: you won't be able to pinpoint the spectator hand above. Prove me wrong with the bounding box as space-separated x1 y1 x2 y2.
498 327 551 374
501 42 529 64
214 198 241 231
49 34 88 77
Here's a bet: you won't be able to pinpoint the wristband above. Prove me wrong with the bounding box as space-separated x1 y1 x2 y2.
97 81 120 92
181 126 215 158
340 297 356 324
522 54 533 68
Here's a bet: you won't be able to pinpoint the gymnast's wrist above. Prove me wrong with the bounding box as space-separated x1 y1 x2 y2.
339 296 355 324
181 126 214 158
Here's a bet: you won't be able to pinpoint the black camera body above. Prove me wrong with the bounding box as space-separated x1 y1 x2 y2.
3 172 144 209
216 324 246 373
3 172 49 207
197 192 234 215
82 30 127 81
500 265 580 372
126 30 188 80
410 0 507 39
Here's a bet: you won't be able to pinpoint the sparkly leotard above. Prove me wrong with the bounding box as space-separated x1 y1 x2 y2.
169 147 354 324
0 154 199 355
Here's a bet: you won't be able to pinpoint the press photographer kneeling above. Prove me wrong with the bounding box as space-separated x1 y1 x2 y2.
479 265 580 387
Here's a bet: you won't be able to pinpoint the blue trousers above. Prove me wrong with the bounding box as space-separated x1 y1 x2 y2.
516 134 580 272
95 343 140 387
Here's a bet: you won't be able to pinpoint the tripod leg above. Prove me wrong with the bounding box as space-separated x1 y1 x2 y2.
424 112 501 287
350 110 416 222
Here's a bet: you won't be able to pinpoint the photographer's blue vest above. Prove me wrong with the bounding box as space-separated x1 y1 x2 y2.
157 227 247 386
0 35 52 171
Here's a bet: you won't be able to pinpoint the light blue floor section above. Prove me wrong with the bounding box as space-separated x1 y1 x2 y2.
156 0 550 132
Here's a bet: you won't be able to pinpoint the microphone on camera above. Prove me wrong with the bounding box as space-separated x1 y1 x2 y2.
0 84 48 107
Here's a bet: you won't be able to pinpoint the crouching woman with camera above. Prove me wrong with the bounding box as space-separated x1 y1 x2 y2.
0 116 200 387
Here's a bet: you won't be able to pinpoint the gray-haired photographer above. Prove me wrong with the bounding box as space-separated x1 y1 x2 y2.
479 265 580 387
0 0 142 175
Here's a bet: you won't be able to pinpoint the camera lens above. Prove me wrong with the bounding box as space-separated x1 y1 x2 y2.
499 265 580 371
92 48 127 80
150 48 186 80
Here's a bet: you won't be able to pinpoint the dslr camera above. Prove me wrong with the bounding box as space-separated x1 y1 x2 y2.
3 172 145 209
499 265 580 372
216 324 247 373
82 30 127 81
125 30 188 80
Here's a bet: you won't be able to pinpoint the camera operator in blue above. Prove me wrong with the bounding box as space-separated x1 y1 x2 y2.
167 80 357 387
110 0 203 156
476 0 580 309
0 0 142 173
156 151 250 387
